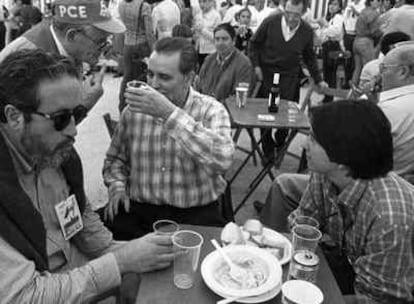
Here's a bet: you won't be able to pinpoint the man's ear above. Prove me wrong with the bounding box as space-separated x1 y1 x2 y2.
184 71 196 86
399 65 412 80
3 105 25 130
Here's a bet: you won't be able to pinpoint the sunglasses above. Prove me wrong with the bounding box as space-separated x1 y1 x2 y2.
31 105 88 131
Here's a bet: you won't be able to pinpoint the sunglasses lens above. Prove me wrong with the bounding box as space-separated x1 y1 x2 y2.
52 106 87 131
53 112 72 131
74 106 88 124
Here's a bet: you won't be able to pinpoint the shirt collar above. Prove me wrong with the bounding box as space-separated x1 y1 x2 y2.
50 24 69 57
379 84 414 103
0 126 34 175
281 15 300 39
216 50 234 66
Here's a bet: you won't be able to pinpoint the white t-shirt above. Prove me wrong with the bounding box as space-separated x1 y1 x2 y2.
152 0 181 39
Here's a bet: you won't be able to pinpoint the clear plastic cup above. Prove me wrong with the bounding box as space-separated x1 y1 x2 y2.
126 80 148 89
172 230 204 289
235 82 249 108
153 219 179 236
292 216 320 230
292 224 322 253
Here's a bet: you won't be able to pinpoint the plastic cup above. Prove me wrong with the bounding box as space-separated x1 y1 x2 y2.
292 224 322 253
153 219 179 236
292 216 320 230
282 280 323 304
126 80 148 89
235 82 249 108
172 230 204 289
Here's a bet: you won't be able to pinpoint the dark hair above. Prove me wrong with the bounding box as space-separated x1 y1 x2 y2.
380 31 410 55
154 37 197 74
309 100 393 179
0 49 80 123
236 7 252 21
172 24 193 38
326 0 343 21
405 0 414 4
213 23 236 40
286 0 309 11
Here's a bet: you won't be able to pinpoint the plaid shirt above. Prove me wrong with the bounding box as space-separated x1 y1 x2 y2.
103 88 234 208
289 173 414 303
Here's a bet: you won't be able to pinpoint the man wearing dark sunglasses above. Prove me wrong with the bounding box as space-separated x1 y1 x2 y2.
0 0 125 112
0 49 175 303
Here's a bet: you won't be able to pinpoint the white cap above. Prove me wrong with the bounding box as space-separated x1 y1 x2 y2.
273 73 280 84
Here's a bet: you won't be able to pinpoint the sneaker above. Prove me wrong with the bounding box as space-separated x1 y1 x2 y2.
253 200 264 213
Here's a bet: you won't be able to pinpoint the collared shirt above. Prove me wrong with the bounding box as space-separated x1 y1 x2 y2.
195 8 221 54
379 84 414 177
216 49 234 66
0 127 122 303
318 13 344 43
281 15 300 42
289 172 414 303
103 88 234 208
151 0 180 39
50 24 68 57
343 0 365 33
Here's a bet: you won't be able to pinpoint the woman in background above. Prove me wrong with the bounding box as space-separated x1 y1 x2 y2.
234 7 253 55
194 0 221 67
118 0 155 112
316 0 344 102
351 0 382 86
195 23 254 101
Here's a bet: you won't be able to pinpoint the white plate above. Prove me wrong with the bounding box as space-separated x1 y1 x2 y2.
201 245 282 298
232 227 292 265
215 282 281 303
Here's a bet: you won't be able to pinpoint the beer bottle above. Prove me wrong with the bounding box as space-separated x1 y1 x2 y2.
268 73 280 113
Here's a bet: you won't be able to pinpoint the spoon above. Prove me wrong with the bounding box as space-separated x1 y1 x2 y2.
210 239 248 285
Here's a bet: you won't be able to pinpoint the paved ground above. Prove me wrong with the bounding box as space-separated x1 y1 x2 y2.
75 71 315 224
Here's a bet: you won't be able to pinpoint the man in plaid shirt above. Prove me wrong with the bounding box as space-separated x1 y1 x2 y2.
102 37 235 240
288 101 414 303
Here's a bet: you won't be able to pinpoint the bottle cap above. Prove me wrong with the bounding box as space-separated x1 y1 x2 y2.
273 73 280 84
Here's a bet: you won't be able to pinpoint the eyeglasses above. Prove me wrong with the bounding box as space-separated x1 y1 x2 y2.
284 10 302 19
31 105 88 131
379 63 401 73
80 30 111 52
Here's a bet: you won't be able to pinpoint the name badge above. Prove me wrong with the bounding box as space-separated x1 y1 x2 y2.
55 194 83 240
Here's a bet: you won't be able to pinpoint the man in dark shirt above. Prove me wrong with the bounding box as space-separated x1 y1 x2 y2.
249 0 327 161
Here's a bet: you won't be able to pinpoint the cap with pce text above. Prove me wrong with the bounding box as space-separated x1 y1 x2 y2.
53 0 125 34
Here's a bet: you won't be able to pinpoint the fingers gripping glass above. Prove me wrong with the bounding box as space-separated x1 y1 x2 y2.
32 105 88 131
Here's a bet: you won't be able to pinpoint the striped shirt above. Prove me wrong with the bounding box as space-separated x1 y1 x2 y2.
103 88 234 208
289 172 414 303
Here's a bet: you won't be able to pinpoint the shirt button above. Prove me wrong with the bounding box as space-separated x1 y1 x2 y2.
161 167 166 172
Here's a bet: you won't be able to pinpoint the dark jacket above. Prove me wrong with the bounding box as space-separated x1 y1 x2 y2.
0 132 86 271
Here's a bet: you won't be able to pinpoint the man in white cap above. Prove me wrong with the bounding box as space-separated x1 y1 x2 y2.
0 0 126 111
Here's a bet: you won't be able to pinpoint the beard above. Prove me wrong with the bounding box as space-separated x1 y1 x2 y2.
21 129 74 169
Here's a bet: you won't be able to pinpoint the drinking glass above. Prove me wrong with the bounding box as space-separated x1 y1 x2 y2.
235 82 249 108
153 219 179 236
292 224 322 253
172 230 204 289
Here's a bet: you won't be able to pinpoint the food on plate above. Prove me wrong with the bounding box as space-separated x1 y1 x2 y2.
243 219 263 236
215 252 267 290
221 222 246 245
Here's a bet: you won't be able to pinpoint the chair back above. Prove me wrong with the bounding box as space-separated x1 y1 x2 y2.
103 113 118 138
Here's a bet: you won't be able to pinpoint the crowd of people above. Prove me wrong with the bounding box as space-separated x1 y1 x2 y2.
0 0 413 303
